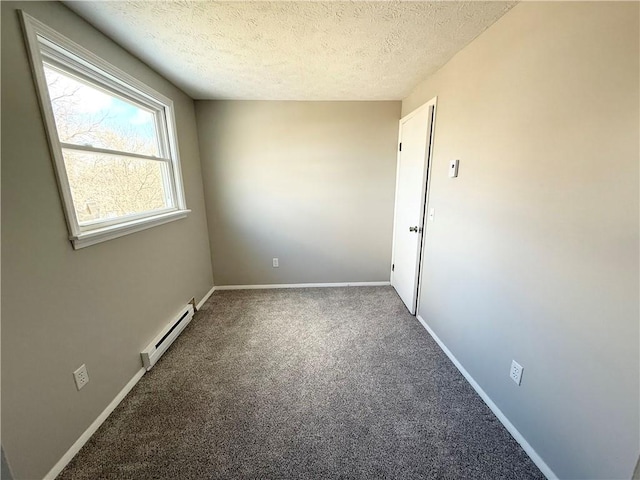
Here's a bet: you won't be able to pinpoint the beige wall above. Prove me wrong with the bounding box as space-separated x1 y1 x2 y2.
3 1 637 479
404 2 639 479
196 101 401 286
1 2 213 479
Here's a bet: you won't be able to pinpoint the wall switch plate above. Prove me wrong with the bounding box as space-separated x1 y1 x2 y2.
510 360 523 386
272 258 279 268
449 159 460 178
428 208 435 222
73 364 89 390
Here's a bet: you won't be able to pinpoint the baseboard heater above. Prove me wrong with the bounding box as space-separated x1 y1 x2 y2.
141 303 194 371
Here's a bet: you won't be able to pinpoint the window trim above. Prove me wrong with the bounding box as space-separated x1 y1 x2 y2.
19 11 190 249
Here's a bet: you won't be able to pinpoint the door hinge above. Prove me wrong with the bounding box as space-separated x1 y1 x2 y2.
392 264 395 272
399 143 402 152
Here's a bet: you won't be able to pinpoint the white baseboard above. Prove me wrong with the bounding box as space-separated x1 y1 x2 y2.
196 285 216 310
415 314 557 480
43 286 217 479
43 368 146 480
215 281 390 290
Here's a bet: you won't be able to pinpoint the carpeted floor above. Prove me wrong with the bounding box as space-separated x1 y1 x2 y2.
59 286 543 479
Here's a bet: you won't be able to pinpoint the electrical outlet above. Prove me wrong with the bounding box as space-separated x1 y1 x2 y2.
272 258 279 268
510 360 523 386
73 364 89 390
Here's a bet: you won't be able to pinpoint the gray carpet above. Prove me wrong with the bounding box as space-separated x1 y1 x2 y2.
59 286 543 479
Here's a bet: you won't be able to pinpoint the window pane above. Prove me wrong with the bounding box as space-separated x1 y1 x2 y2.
44 64 161 157
62 149 172 224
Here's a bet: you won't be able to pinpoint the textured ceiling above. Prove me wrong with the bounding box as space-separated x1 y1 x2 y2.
64 1 516 100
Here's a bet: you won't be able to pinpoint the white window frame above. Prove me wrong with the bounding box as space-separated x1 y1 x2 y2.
19 11 190 249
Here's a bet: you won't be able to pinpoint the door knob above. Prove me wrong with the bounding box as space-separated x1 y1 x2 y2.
409 226 418 232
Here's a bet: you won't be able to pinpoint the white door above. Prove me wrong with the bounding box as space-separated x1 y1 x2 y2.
391 102 435 314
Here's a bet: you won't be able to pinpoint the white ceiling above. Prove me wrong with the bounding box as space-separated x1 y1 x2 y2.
64 1 516 101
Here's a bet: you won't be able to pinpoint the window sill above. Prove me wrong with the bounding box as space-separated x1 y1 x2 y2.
70 209 190 249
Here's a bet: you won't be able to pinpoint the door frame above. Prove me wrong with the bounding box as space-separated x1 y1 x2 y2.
389 96 438 315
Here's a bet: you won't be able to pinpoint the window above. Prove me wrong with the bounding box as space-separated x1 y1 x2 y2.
20 12 189 249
